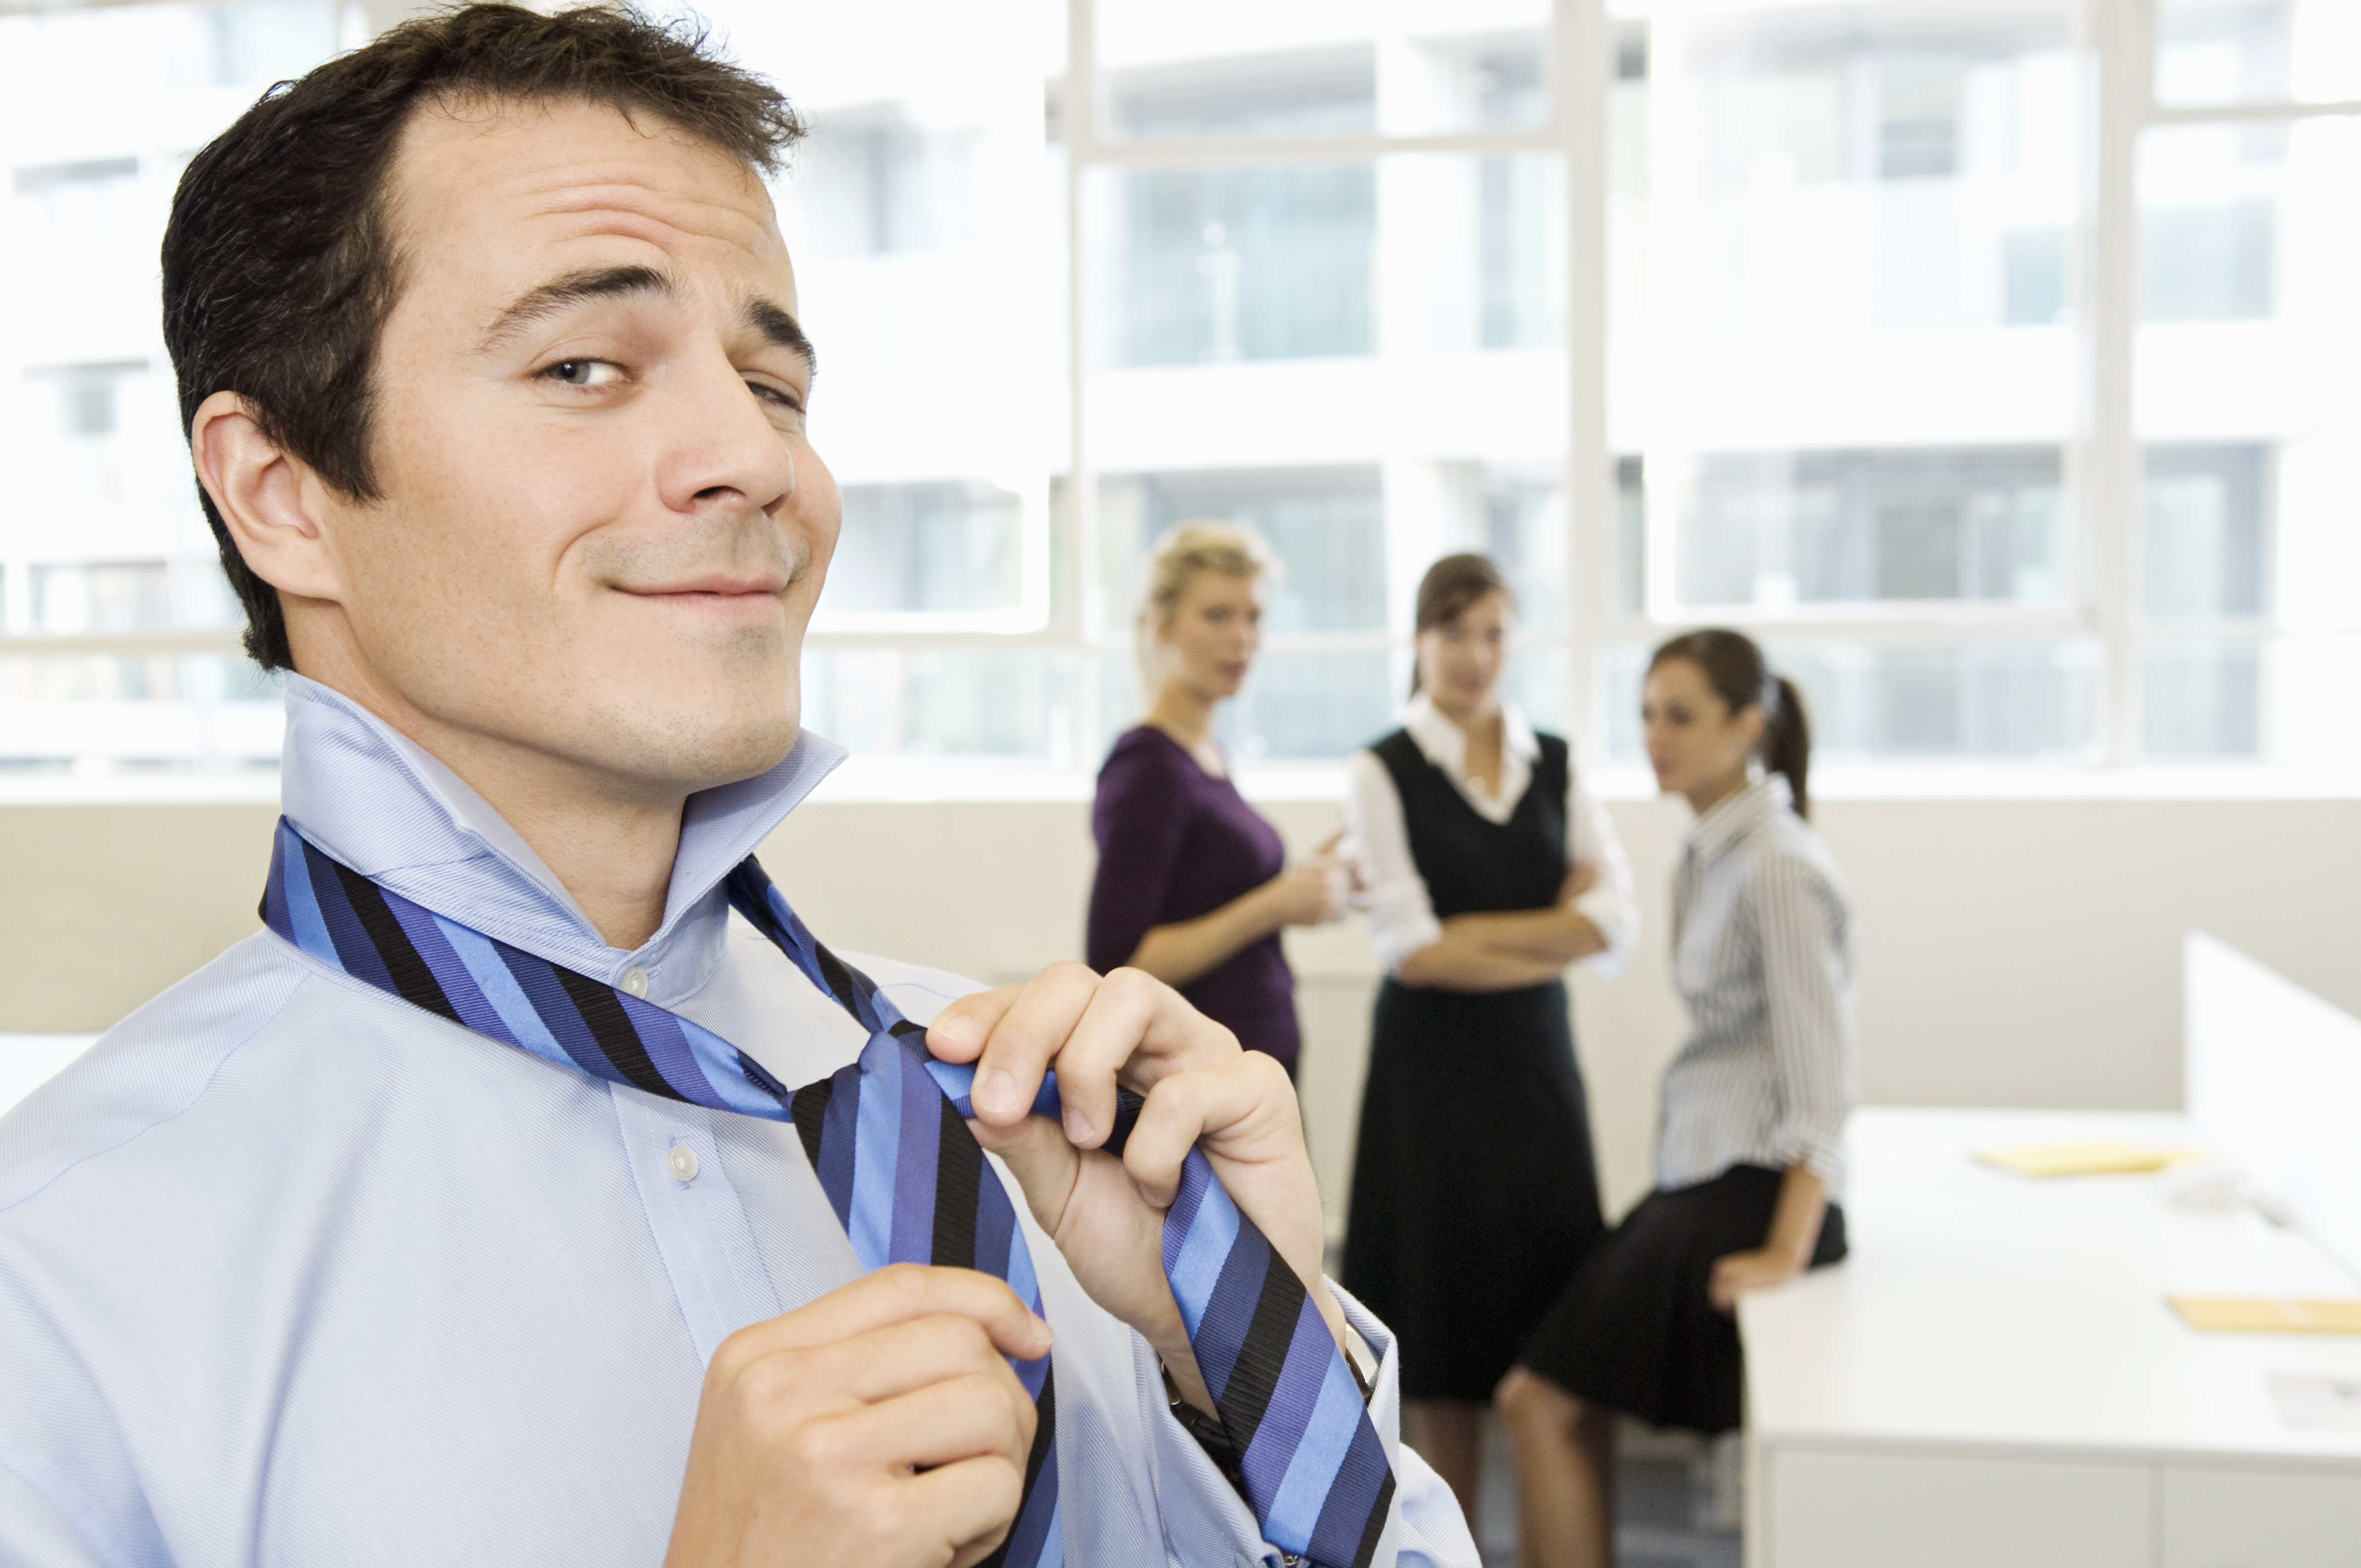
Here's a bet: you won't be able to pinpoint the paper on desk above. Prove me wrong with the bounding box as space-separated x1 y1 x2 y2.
2170 1296 2361 1334
1974 1140 2208 1177
2268 1371 2361 1430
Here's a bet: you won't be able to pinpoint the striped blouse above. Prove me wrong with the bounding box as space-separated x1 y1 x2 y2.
1657 776 1858 1197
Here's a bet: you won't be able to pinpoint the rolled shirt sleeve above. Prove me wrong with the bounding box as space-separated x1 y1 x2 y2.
1752 850 1857 1181
1142 1280 1480 1568
1344 750 1442 976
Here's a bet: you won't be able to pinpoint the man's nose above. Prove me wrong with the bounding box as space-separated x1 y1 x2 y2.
654 352 798 520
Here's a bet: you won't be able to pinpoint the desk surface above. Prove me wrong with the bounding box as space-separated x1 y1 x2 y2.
1741 1107 2361 1469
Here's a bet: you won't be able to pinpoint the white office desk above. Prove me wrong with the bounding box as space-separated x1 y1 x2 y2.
1741 1107 2361 1568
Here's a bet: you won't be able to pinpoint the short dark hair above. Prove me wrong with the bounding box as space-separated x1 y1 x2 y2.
161 3 805 671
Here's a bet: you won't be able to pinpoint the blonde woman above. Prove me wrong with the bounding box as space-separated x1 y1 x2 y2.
1086 522 1346 1076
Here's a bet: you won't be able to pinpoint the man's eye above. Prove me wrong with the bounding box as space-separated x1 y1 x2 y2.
544 359 619 388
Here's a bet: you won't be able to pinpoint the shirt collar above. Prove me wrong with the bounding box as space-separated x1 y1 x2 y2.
1401 690 1539 771
277 674 845 992
1684 774 1787 866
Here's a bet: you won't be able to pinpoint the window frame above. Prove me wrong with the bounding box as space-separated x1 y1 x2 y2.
12 0 2361 790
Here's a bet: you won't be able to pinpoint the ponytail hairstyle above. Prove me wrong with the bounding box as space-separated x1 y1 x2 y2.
1408 552 1514 697
1649 628 1813 819
1135 519 1278 695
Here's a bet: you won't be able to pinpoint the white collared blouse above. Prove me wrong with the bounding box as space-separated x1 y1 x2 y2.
1656 776 1858 1196
1344 692 1639 978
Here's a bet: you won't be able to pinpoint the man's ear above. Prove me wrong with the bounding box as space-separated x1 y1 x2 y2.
189 390 347 604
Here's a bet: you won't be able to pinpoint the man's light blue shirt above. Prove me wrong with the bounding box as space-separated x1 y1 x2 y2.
0 677 1476 1567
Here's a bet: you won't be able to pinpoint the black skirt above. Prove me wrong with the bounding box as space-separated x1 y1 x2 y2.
1341 978 1604 1402
1516 1163 1849 1435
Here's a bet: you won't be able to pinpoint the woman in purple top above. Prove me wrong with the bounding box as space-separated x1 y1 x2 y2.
1088 522 1346 1075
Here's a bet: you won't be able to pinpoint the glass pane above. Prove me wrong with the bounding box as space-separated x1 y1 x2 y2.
1089 162 1377 366
1612 456 1645 614
1213 647 1398 760
1094 0 1548 139
2138 123 2284 324
1504 640 1567 735
1772 641 2101 761
1086 142 1569 758
802 648 1077 762
0 2 341 660
2141 445 2270 621
719 0 1060 627
1598 638 2100 763
1671 446 2066 609
2155 0 2361 108
1599 642 1648 764
1644 2 2083 613
1098 467 1389 636
1482 462 1569 637
821 481 1029 620
0 654 283 773
2140 640 2263 756
2137 118 2361 759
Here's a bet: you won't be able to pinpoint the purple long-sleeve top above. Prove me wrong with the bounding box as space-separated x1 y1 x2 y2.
1087 726 1301 1066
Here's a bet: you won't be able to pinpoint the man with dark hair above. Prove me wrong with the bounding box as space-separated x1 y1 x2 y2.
0 7 1475 1567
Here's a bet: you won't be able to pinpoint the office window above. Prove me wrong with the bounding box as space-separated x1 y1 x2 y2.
1107 45 1376 141
6 0 2361 785
1674 448 2066 610
2135 107 2360 765
0 0 326 777
2155 0 2361 108
827 482 1027 619
1100 163 1376 365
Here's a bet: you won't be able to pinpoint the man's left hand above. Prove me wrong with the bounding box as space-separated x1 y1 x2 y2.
926 964 1345 1416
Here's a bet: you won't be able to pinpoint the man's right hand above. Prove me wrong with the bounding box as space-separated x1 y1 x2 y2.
664 1264 1053 1568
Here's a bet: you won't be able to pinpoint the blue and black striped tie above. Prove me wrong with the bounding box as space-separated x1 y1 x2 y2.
260 818 1395 1568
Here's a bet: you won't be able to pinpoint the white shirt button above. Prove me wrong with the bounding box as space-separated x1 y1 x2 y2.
620 967 650 998
665 1145 700 1183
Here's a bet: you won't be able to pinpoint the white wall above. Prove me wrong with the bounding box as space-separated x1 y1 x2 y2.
5 793 2356 1223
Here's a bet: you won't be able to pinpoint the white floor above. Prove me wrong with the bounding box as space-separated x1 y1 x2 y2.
0 1034 98 1117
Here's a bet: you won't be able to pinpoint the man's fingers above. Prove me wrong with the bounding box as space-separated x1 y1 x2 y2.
1118 1051 1297 1209
1045 968 1239 1150
949 962 1100 1127
909 1456 1029 1568
955 964 1238 1149
926 984 1025 1065
821 1368 1037 1476
711 1265 1049 1383
804 1312 1039 1410
966 1107 1082 1235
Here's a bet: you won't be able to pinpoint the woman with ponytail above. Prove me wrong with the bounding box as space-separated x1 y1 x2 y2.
1499 628 1857 1568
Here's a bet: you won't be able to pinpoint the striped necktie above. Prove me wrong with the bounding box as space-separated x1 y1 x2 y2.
260 818 1395 1568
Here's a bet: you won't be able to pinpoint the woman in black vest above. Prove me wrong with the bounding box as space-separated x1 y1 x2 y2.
1340 553 1638 1524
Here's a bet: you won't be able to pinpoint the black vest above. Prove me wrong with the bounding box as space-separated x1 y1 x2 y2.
1371 726 1569 919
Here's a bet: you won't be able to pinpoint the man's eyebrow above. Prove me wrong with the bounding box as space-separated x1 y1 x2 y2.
744 296 817 377
477 265 675 352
